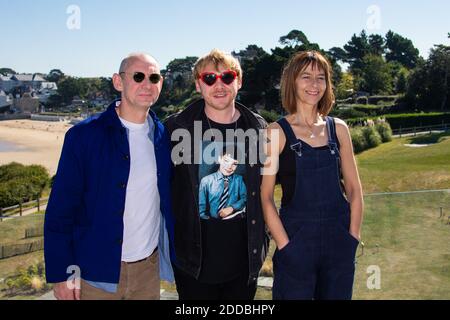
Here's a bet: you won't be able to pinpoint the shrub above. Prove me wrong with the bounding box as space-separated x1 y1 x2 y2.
0 163 50 208
4 261 49 295
375 122 393 143
258 109 281 123
368 95 399 105
362 126 382 148
350 127 368 154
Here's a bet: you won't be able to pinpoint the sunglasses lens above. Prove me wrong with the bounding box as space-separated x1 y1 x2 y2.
221 71 236 85
133 72 145 83
149 73 161 84
202 73 217 86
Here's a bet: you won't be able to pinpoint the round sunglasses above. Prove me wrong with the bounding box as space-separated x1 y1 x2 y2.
198 70 237 86
120 71 162 84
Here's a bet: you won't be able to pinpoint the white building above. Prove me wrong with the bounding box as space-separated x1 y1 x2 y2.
0 90 13 109
0 73 57 95
0 75 17 93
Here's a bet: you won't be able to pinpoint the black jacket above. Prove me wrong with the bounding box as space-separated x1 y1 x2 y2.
164 99 269 283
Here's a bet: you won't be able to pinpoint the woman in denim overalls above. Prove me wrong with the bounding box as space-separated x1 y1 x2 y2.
261 51 364 300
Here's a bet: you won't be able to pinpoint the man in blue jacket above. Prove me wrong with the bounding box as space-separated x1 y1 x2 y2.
44 53 175 300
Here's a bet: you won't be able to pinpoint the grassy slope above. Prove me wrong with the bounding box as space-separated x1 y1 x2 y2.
0 213 45 298
353 191 450 299
357 133 450 193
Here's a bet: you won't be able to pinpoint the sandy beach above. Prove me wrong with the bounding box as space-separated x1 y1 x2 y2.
0 120 72 175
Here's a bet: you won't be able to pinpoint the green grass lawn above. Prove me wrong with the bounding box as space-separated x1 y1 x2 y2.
353 191 450 299
357 132 450 193
0 213 45 299
0 213 44 245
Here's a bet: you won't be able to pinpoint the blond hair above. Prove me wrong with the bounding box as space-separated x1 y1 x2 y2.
193 49 242 81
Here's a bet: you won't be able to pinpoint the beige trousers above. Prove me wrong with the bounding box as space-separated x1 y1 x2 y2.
80 250 160 300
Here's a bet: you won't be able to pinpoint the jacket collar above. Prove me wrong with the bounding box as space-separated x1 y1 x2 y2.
174 99 264 130
101 99 160 130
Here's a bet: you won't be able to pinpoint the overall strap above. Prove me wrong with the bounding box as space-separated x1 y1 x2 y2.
325 116 340 158
277 117 302 157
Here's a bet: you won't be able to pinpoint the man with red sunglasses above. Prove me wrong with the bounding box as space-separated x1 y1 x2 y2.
165 49 269 300
44 53 175 300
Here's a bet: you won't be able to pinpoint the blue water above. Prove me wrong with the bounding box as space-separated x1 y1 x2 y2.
0 140 22 152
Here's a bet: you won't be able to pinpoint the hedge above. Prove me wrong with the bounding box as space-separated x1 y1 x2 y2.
367 95 399 105
347 112 450 130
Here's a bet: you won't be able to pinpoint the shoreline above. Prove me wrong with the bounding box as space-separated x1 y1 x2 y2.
0 120 72 175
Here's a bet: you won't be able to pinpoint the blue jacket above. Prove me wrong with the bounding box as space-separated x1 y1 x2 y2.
44 100 175 284
198 172 247 219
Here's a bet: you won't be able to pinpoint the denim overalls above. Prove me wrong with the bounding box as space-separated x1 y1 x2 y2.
272 116 359 300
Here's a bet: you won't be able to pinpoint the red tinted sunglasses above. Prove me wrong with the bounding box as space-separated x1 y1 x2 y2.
198 70 237 86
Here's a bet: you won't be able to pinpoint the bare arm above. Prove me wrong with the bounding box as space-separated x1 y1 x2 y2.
335 118 364 240
260 123 290 249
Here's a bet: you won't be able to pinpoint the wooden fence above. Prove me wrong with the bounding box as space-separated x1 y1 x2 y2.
0 197 49 221
392 123 449 137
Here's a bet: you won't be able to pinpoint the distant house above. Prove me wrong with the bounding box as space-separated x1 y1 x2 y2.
0 75 17 93
0 90 13 112
12 74 46 90
35 89 55 104
36 82 58 103
0 74 57 97
13 92 40 113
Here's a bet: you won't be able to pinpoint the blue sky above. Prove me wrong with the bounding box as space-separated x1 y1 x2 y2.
1 0 449 77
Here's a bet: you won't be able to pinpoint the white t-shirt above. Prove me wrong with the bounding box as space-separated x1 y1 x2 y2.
119 116 160 262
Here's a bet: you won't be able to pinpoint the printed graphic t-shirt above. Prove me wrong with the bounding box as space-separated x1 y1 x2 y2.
197 111 249 284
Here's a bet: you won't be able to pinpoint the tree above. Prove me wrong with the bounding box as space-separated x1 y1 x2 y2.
279 30 310 47
368 34 385 56
385 30 420 69
47 94 64 109
360 54 393 95
156 56 199 115
327 47 348 63
406 42 449 111
99 77 119 100
237 45 268 59
46 69 65 83
278 30 320 52
395 67 409 94
0 68 16 75
233 45 269 108
57 77 89 105
0 163 50 207
335 73 355 99
164 56 198 74
343 31 371 75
